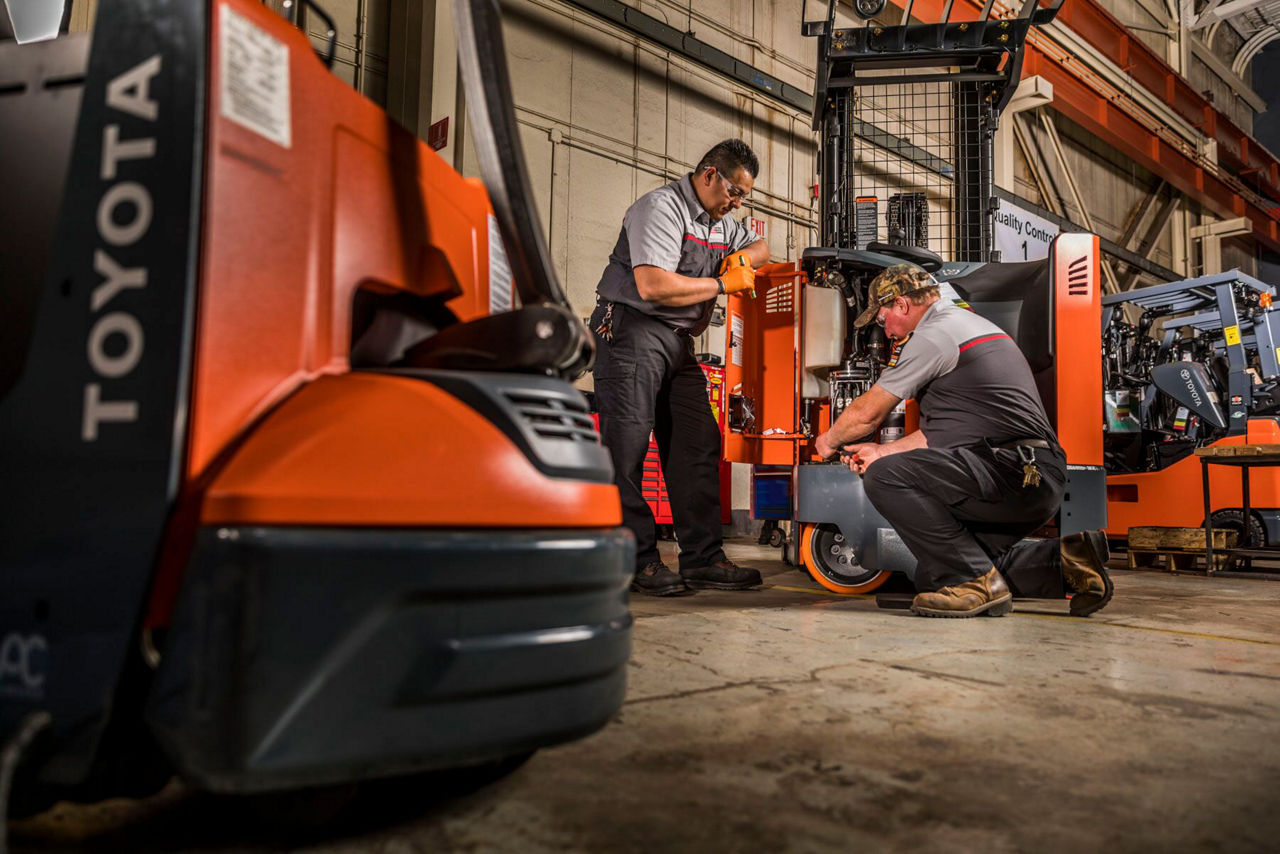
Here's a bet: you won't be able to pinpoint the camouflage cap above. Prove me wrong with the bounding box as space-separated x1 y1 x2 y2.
852 264 938 328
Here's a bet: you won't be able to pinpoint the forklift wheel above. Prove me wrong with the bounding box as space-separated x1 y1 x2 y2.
1208 509 1267 548
768 527 785 548
798 523 890 594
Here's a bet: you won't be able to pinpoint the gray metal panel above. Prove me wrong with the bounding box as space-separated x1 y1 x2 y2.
795 463 918 582
1255 309 1280 380
1101 269 1274 309
1061 465 1106 536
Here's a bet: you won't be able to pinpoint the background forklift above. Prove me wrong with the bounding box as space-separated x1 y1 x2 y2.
722 0 1104 594
1102 270 1280 547
0 0 631 823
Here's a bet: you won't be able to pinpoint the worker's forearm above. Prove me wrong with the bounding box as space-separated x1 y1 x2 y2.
881 429 928 454
742 240 770 267
827 409 880 447
634 267 720 307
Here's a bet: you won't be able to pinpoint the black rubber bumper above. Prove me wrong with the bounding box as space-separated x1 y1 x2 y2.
146 526 634 793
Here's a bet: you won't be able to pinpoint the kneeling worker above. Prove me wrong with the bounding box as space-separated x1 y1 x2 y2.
813 265 1113 618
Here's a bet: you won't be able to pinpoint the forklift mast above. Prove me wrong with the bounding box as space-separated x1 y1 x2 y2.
805 0 1063 261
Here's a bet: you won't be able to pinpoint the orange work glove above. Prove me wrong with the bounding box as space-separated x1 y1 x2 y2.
717 252 755 296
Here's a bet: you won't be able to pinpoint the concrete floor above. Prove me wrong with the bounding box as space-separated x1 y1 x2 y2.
11 540 1280 852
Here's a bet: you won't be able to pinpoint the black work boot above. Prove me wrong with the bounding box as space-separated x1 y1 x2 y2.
680 558 763 590
1061 530 1114 617
631 560 693 597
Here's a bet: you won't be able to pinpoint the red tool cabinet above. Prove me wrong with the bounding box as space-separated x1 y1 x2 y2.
595 365 732 528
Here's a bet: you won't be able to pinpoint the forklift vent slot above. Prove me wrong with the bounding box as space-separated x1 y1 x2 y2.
765 282 794 314
502 391 599 443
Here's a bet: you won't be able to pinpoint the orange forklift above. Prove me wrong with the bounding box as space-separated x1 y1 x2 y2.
721 0 1104 595
0 0 631 818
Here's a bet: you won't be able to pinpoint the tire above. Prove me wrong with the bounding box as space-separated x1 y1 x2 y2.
1207 509 1267 548
768 527 785 548
798 522 890 594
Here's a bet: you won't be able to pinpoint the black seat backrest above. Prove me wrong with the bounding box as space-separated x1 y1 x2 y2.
948 258 1053 373
1208 354 1231 395
948 258 1056 425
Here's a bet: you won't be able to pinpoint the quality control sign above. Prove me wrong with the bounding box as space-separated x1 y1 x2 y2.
995 197 1060 262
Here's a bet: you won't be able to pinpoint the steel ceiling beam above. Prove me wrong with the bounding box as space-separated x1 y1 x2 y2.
895 0 1280 253
1045 0 1280 203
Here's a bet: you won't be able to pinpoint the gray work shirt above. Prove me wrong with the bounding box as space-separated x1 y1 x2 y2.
596 174 761 333
874 299 1058 450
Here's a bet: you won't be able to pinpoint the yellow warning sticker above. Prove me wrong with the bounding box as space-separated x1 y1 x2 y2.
1225 325 1241 346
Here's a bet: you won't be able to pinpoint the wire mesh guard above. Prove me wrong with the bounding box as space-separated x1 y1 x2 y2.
826 71 992 262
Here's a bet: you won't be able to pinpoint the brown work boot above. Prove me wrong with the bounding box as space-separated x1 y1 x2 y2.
680 558 763 590
910 567 1013 618
631 560 693 597
1061 530 1114 617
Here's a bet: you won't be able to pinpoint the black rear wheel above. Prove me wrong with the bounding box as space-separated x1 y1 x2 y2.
1208 509 1267 548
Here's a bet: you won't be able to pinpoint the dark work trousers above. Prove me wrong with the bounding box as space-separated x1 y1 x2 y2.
862 443 1067 594
589 302 724 571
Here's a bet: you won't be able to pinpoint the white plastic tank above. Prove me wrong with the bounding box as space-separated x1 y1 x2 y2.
803 285 846 398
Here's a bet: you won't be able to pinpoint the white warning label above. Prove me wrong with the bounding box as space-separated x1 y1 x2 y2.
220 4 292 148
730 314 744 367
488 215 514 314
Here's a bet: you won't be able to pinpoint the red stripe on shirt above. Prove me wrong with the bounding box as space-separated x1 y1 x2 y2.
958 333 1011 353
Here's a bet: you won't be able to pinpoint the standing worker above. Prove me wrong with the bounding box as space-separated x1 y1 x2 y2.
813 265 1113 618
590 140 771 597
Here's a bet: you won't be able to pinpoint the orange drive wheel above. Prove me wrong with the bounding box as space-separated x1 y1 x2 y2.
798 522 890 595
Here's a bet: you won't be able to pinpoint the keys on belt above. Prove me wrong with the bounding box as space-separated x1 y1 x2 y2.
594 301 615 342
1016 445 1042 489
992 438 1052 489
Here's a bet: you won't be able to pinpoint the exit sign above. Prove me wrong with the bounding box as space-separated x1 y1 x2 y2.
427 117 449 151
749 216 766 239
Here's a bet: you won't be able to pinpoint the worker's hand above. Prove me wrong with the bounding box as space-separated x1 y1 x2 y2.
719 252 751 276
718 253 755 296
814 430 841 460
840 442 885 475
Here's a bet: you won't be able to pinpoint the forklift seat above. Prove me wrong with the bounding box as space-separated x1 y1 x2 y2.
349 289 592 378
949 258 1056 425
1208 354 1231 396
401 303 592 376
948 258 1053 373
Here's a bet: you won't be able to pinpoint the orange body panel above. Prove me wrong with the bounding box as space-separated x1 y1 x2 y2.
723 263 804 465
202 372 621 527
1052 233 1103 465
188 0 496 483
1104 419 1280 536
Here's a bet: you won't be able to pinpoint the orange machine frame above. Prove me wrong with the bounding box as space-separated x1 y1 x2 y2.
1105 415 1280 536
723 263 808 466
145 0 618 627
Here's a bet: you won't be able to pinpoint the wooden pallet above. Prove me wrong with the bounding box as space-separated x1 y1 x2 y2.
1126 548 1232 573
1194 443 1280 459
1125 526 1237 573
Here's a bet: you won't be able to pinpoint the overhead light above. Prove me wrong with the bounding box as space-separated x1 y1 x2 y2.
4 0 66 44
